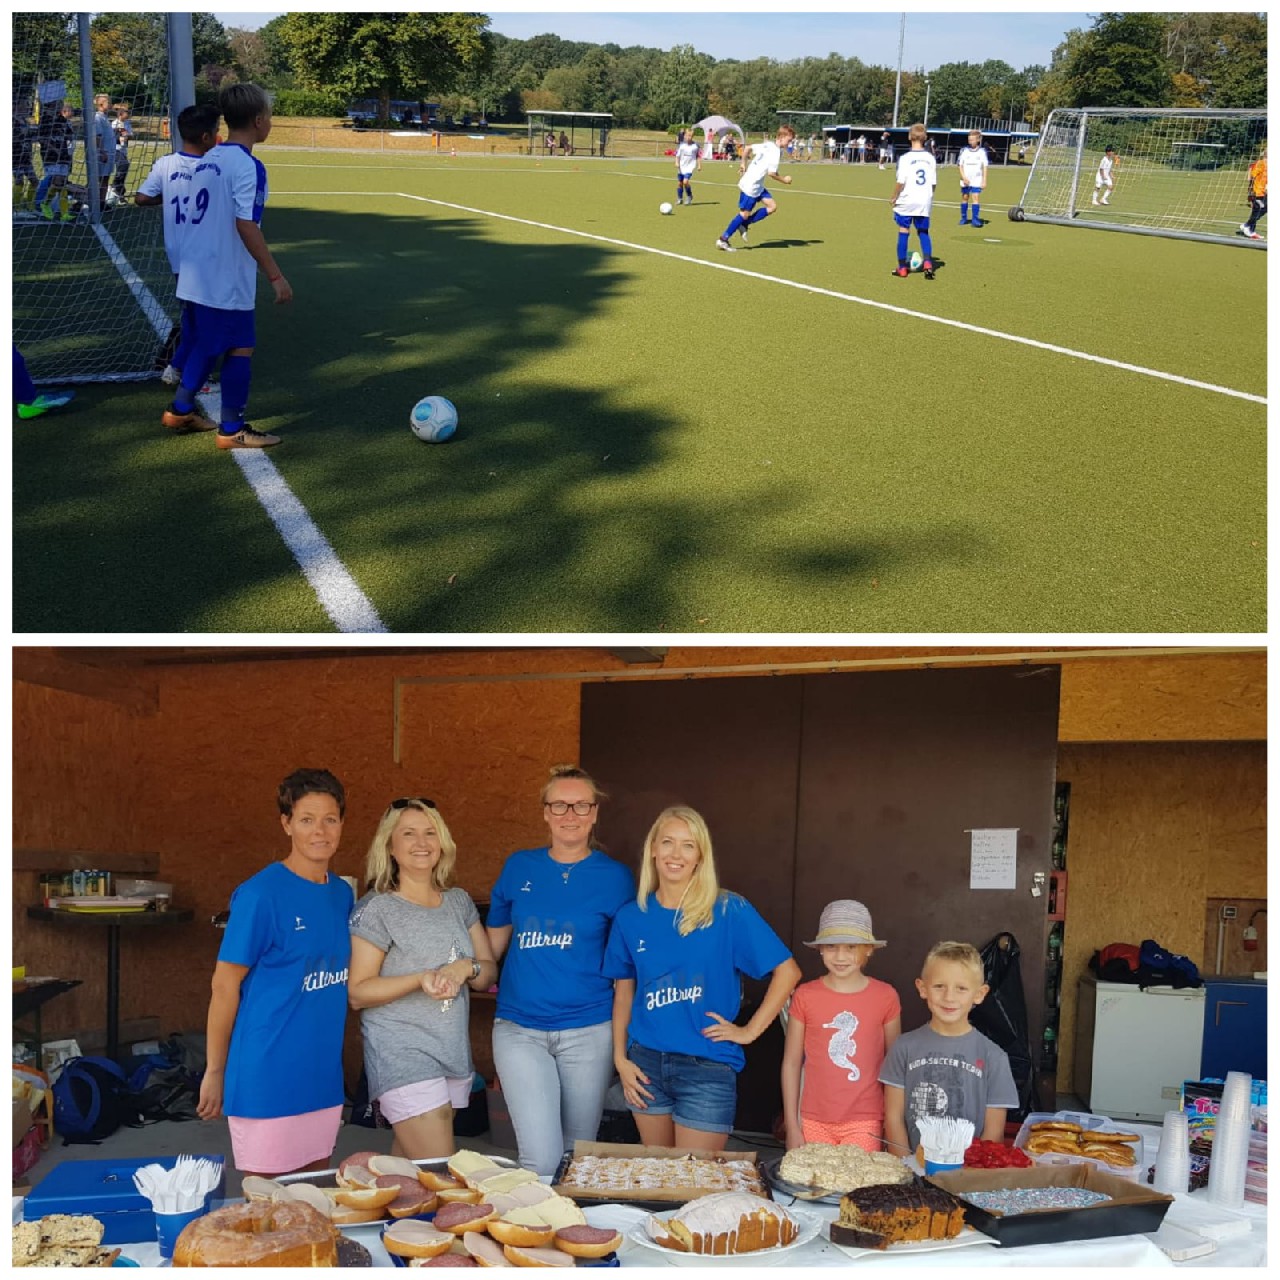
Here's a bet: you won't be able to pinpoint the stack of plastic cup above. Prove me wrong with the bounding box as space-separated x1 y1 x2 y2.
1152 1110 1191 1194
1206 1071 1252 1208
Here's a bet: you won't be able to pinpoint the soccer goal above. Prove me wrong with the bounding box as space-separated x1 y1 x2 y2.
13 14 196 384
1009 108 1266 248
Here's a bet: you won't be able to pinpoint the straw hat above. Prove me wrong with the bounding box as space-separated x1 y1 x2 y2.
804 899 886 949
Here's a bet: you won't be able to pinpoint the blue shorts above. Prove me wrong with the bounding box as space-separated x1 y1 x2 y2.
894 213 931 231
960 184 983 195
626 1040 737 1134
188 302 255 358
738 187 771 213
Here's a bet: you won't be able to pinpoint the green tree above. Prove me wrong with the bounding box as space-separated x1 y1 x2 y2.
227 29 270 84
13 12 77 82
258 15 295 84
1062 12 1172 107
279 12 491 119
648 44 711 129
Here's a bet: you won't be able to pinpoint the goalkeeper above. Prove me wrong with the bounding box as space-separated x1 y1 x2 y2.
1240 147 1266 241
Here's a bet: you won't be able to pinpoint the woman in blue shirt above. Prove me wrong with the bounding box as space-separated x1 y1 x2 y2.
605 805 800 1151
196 769 354 1179
485 766 634 1175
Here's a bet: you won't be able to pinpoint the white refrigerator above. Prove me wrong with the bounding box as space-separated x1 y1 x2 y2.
1074 976 1205 1121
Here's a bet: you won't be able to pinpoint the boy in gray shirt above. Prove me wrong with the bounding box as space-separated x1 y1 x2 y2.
880 940 1018 1155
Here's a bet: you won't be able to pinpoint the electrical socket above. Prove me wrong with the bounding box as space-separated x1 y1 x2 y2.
1221 905 1238 920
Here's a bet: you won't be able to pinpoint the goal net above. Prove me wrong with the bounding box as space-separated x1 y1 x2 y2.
1011 108 1267 248
13 14 184 384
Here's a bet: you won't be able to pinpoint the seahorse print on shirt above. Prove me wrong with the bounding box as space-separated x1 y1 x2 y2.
824 1009 860 1081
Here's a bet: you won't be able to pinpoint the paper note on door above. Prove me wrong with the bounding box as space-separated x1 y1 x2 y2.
969 827 1018 889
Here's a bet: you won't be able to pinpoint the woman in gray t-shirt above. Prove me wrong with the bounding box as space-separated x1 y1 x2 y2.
349 798 497 1159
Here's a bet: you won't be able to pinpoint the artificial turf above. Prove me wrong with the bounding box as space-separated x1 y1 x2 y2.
13 149 1266 633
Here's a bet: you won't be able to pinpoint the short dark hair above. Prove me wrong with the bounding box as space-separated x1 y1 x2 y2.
177 103 220 145
278 768 346 818
219 82 270 130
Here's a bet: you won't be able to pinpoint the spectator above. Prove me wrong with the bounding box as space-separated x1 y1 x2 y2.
826 134 836 161
108 104 133 206
559 130 570 156
857 134 867 164
13 102 37 209
93 93 114 206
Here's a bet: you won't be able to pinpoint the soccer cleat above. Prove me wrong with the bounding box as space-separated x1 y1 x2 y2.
739 227 748 244
160 364 182 386
971 218 985 228
893 265 910 278
38 203 53 220
959 217 969 225
161 405 218 433
216 424 281 449
1244 229 1262 240
923 261 936 280
715 237 735 252
16 390 76 419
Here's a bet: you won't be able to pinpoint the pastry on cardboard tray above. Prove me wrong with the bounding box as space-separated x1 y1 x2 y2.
557 1152 766 1197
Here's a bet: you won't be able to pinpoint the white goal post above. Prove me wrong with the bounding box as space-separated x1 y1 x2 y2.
1009 107 1266 249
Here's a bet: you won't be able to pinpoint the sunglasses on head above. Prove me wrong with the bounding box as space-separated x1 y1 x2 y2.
389 797 436 811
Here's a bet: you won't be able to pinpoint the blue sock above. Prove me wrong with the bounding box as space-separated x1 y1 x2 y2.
218 353 252 431
171 304 198 374
174 352 214 413
960 201 969 221
723 214 744 239
685 183 692 202
897 230 909 261
920 232 933 260
35 176 51 206
676 183 683 201
972 202 981 221
748 207 770 225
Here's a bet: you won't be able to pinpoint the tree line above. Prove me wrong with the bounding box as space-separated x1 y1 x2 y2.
13 12 1265 132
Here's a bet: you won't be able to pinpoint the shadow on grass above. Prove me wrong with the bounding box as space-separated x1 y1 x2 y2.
13 201 985 632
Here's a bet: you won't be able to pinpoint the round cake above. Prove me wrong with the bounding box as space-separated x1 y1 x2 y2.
172 1200 338 1267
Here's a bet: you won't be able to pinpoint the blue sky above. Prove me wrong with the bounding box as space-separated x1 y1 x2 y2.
212 7 1094 71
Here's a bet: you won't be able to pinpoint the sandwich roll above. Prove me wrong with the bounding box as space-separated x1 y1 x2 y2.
338 1152 384 1187
240 1176 284 1201
435 1202 498 1236
462 1231 513 1267
419 1169 468 1192
334 1184 399 1211
553 1225 622 1258
487 1219 555 1249
383 1221 456 1259
369 1154 425 1180
436 1187 484 1204
329 1204 386 1226
502 1244 576 1267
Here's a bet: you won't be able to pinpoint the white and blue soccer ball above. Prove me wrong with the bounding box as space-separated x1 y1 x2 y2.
909 250 924 272
659 202 673 215
409 395 458 443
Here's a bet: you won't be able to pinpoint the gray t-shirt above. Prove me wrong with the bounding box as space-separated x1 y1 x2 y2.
879 1024 1019 1152
349 888 480 1099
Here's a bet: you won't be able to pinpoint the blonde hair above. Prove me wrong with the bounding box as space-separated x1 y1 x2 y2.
777 124 796 141
540 764 606 805
909 122 928 144
365 799 457 894
637 806 721 935
921 940 985 985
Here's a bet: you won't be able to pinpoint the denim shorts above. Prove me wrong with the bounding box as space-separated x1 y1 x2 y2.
626 1040 737 1134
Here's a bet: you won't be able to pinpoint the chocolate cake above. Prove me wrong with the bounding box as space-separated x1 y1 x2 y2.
829 1179 966 1250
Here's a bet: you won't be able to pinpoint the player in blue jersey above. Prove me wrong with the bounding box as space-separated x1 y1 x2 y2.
196 769 354 1178
715 123 796 251
606 806 801 1151
486 766 635 1175
134 104 221 407
162 83 290 449
892 122 937 279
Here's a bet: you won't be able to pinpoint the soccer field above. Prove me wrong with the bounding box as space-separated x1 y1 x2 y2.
13 149 1266 633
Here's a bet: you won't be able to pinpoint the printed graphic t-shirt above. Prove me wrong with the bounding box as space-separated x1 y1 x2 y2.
219 860 353 1118
791 976 901 1123
604 892 792 1071
488 847 635 1030
879 1023 1018 1152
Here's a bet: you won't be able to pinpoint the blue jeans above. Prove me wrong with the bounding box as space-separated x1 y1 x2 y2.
625 1040 738 1134
491 1018 614 1176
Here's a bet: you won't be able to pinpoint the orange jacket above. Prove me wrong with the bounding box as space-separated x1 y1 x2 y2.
1249 156 1267 198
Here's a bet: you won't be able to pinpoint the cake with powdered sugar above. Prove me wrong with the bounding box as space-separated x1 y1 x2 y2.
646 1191 799 1255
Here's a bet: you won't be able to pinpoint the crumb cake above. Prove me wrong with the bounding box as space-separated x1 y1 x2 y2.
556 1153 766 1198
648 1192 800 1255
829 1179 966 1249
779 1142 914 1193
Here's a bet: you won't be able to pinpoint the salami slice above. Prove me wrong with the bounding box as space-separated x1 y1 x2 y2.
434 1201 496 1234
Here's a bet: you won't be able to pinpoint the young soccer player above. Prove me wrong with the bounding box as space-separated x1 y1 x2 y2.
1240 145 1266 240
891 122 937 278
35 103 76 222
162 83 291 449
92 93 114 207
674 128 701 206
879 941 1018 1158
781 901 901 1152
715 123 795 252
134 104 222 404
13 105 38 209
108 104 133 205
1092 144 1117 206
957 129 989 227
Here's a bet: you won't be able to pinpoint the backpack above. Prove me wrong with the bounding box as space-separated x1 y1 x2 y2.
51 1056 146 1145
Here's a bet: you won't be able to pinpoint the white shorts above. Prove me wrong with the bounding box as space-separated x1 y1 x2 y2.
378 1075 472 1124
1095 176 1113 189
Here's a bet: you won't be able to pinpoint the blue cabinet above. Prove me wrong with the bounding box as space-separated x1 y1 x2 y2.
1201 979 1267 1080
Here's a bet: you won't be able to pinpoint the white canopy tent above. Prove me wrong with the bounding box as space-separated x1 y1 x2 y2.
693 114 744 158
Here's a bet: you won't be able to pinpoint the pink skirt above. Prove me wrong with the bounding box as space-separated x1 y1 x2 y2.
227 1105 343 1174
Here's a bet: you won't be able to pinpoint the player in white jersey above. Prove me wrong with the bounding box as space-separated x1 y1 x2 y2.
674 130 701 206
160 83 290 449
1092 145 1117 205
956 129 989 227
135 104 222 399
891 123 937 279
715 124 795 252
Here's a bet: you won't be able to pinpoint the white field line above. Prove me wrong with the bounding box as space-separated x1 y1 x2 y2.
199 388 387 634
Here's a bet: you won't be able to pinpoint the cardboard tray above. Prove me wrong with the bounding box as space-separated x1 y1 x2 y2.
551 1142 770 1209
1014 1110 1144 1181
927 1164 1173 1248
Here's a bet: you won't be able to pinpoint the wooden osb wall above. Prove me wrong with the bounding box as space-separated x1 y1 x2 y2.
1053 741 1267 1095
12 646 1264 1092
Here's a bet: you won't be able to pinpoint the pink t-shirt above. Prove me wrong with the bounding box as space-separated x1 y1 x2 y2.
791 976 901 1124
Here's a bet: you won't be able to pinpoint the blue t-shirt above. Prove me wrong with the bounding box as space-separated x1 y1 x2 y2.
603 892 792 1072
219 861 354 1118
488 847 634 1030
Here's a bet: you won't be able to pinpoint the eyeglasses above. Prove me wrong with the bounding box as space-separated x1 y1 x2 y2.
545 800 597 816
389 797 436 811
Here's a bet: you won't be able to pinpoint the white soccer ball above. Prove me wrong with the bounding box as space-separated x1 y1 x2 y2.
659 202 673 215
909 250 924 272
409 395 458 443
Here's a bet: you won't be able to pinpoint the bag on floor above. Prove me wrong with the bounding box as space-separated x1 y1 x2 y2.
51 1056 145 1145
